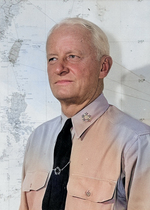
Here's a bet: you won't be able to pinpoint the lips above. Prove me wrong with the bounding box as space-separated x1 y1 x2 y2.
55 80 73 85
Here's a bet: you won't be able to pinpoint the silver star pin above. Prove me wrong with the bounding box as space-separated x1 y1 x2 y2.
82 112 91 122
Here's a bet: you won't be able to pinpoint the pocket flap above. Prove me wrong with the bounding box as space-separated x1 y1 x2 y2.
67 175 116 203
23 171 49 192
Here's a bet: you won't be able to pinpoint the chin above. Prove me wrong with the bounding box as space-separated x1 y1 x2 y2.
54 93 72 100
55 95 77 104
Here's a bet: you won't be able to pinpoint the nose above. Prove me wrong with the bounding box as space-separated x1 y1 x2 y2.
55 60 69 76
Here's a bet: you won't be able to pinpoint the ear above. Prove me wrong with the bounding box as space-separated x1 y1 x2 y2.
99 55 113 79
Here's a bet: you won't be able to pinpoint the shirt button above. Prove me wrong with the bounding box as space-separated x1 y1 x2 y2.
30 183 32 188
85 190 91 197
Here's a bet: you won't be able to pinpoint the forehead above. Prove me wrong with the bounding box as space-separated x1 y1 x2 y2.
47 24 93 48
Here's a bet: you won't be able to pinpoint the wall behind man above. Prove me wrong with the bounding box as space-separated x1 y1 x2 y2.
0 0 150 209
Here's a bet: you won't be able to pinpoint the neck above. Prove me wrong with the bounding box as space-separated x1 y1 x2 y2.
59 80 104 117
61 102 91 118
61 89 103 118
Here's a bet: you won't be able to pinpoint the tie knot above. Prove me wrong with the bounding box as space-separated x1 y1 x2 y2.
63 118 72 131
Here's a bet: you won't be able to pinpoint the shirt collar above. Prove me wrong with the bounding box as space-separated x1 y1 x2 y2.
61 93 109 138
61 112 68 129
72 93 109 138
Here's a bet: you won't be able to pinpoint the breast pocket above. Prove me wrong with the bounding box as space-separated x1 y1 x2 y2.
23 171 49 192
67 174 116 203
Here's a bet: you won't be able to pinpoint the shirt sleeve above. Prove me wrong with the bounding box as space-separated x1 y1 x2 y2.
124 133 150 209
19 134 32 210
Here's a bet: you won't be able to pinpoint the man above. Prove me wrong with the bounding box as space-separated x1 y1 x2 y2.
19 18 150 210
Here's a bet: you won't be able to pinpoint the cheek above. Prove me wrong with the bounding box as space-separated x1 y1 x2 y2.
81 68 100 88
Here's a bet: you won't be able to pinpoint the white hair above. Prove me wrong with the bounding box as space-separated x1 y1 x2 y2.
46 17 110 60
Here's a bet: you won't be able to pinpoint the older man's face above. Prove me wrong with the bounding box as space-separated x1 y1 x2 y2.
46 24 102 106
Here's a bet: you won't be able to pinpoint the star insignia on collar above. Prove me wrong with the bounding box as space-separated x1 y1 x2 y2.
82 112 91 122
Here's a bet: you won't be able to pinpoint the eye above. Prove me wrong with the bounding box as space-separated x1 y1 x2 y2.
67 55 80 62
48 57 57 64
69 55 76 58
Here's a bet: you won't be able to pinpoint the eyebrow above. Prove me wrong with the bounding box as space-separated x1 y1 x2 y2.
47 53 57 56
47 50 84 57
66 50 83 56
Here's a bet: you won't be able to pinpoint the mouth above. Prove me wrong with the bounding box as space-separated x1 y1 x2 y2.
55 80 73 85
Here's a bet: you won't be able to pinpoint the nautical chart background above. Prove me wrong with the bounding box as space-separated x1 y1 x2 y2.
0 0 150 209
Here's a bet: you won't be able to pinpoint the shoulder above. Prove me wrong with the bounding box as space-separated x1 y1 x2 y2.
106 105 150 136
27 115 61 146
33 115 61 135
103 105 150 158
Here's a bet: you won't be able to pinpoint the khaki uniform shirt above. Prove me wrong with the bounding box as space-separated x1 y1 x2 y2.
19 94 150 210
